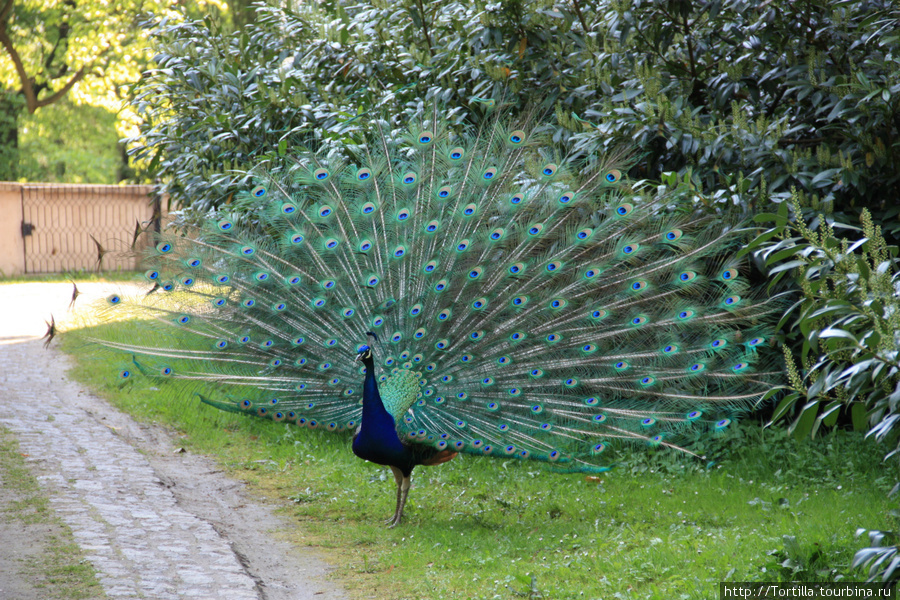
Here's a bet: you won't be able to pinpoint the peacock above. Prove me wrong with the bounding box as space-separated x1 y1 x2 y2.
79 100 784 527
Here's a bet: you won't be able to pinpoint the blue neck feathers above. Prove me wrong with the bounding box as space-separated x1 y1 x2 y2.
352 356 411 469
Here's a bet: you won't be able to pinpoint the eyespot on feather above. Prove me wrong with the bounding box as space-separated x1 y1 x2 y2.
416 130 434 145
664 228 683 242
508 129 526 145
615 202 633 216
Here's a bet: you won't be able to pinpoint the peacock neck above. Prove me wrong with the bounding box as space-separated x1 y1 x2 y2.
353 357 410 466
360 361 393 425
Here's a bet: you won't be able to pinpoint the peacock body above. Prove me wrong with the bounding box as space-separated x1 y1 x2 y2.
85 101 783 526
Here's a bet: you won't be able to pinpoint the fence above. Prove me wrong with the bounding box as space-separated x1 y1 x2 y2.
0 182 163 276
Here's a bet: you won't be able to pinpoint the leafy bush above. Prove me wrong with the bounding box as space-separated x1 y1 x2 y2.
130 0 900 239
853 525 900 584
746 198 900 450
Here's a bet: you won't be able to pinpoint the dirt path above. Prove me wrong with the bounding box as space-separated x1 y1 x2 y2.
0 282 347 600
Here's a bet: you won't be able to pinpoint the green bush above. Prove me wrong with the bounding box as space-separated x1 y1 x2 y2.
746 198 900 450
130 0 900 236
853 526 900 584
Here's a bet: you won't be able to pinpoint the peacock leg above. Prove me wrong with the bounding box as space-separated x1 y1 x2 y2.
386 466 411 528
386 467 403 525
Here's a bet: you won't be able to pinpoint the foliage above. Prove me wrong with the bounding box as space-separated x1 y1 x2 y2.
0 88 22 178
129 0 900 239
571 0 900 237
853 524 900 584
18 98 122 183
744 197 900 452
0 0 228 182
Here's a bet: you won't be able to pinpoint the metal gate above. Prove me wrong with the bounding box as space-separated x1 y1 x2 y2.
20 184 160 274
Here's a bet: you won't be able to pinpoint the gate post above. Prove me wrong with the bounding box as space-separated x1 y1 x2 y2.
0 182 26 276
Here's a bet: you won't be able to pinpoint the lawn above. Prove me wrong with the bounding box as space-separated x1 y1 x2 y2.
61 319 897 600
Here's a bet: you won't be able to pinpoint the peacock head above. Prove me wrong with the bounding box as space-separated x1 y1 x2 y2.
356 345 373 363
356 332 379 366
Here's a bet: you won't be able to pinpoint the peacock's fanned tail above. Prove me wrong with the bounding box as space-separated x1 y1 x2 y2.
87 105 783 473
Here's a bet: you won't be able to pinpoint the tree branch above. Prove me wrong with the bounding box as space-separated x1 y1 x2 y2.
571 0 590 33
0 0 13 24
0 0 105 113
411 0 434 58
34 67 86 109
0 6 38 110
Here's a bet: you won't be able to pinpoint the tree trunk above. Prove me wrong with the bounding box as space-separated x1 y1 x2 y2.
0 90 22 180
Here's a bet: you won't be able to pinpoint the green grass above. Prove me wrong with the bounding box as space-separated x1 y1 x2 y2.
0 428 107 599
61 322 898 600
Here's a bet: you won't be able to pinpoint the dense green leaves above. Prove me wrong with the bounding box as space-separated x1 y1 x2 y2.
746 199 900 452
130 0 900 241
18 99 123 183
853 526 900 584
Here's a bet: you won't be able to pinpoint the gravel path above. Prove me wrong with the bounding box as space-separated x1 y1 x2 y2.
0 282 347 600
